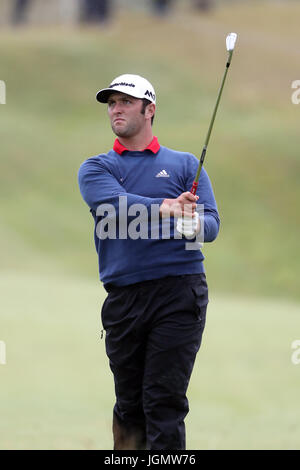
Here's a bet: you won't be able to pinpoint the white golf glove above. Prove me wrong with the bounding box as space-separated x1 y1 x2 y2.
176 213 200 239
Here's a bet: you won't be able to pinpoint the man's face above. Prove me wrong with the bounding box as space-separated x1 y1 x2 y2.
107 92 151 138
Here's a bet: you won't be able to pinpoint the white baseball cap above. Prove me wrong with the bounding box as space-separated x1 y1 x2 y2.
96 74 156 105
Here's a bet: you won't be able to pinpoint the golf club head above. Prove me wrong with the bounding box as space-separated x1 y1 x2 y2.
226 32 237 51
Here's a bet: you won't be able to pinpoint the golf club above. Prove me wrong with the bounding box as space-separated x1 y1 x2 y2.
190 32 238 195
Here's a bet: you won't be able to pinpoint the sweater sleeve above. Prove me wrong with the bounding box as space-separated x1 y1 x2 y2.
185 154 220 242
78 156 164 216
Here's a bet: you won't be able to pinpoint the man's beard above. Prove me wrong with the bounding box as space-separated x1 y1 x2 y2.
111 120 140 138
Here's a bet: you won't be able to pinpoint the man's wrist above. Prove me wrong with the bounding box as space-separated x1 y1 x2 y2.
159 199 174 218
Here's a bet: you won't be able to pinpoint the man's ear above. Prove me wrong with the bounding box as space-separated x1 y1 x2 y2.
146 103 155 120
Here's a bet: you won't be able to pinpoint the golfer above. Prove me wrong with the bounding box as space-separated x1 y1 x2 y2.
78 74 220 450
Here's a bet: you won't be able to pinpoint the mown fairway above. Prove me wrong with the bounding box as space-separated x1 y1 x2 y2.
0 273 299 449
0 1 300 449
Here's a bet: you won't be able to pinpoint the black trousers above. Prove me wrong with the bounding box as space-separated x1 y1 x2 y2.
101 273 209 450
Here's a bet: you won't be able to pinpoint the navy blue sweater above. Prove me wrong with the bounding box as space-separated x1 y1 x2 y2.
78 139 220 286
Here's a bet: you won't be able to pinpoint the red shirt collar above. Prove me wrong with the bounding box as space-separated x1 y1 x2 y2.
113 136 160 155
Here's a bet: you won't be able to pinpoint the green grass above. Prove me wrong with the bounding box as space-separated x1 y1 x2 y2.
0 273 299 449
0 0 300 450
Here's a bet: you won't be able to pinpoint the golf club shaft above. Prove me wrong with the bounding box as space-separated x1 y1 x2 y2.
190 49 234 195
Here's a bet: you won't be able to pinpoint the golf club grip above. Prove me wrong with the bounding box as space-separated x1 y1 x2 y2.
190 181 198 196
190 147 206 194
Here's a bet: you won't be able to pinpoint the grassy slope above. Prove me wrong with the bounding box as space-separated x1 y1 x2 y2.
0 2 299 300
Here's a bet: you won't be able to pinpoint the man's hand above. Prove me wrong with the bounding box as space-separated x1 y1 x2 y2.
159 192 200 238
159 192 199 218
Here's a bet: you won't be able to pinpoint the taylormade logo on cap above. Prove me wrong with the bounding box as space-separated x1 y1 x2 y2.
96 74 156 105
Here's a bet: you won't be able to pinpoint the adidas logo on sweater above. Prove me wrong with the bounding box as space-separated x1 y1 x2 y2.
155 170 170 178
